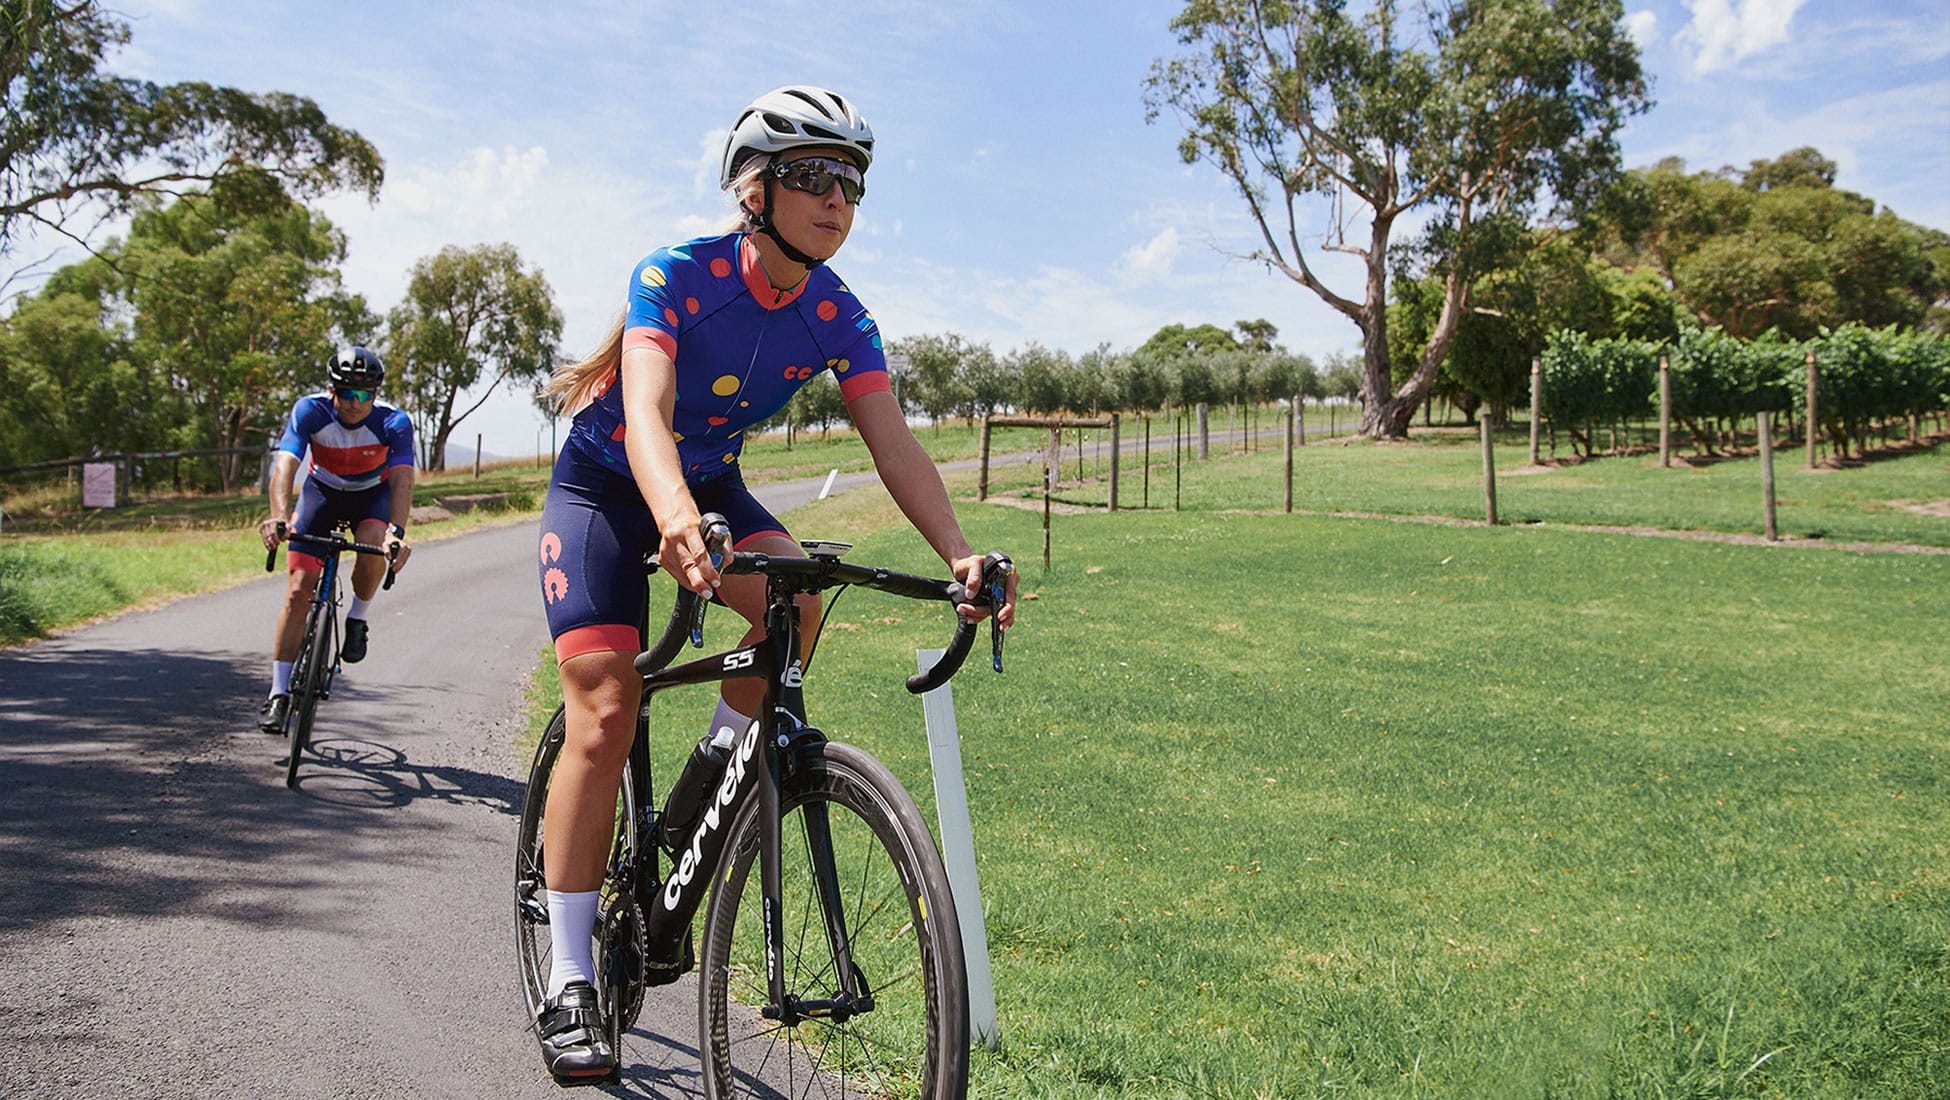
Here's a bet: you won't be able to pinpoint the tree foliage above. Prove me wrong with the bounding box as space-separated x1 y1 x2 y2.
1146 0 1648 438
121 193 369 488
1594 151 1945 338
1 0 383 294
385 243 561 470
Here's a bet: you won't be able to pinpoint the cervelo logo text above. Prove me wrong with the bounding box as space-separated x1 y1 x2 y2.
661 717 762 911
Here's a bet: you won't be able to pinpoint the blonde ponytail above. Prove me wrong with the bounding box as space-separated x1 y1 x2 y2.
549 158 772 416
542 310 626 415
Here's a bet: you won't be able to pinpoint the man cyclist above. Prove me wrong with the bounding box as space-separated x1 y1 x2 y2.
255 347 416 732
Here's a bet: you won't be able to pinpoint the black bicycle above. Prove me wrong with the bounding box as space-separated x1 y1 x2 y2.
514 514 1010 1098
263 521 396 789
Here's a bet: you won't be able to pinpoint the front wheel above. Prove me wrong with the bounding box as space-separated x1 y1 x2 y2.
283 602 329 788
514 706 646 1031
698 741 969 1099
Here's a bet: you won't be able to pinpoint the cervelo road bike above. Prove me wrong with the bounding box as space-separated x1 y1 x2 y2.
263 521 396 789
515 513 1010 1098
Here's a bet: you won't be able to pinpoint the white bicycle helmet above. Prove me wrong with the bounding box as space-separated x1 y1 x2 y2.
718 85 874 191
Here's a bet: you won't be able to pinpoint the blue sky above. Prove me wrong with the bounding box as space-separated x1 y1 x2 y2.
52 0 1950 455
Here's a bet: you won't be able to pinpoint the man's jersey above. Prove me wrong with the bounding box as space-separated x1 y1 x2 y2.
277 393 415 491
564 232 890 482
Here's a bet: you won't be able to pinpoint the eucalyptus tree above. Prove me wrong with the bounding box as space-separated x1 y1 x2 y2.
385 243 561 469
1147 0 1649 437
118 193 368 489
1 0 381 295
0 255 166 463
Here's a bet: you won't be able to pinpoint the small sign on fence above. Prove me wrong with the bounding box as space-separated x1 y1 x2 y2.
82 462 117 508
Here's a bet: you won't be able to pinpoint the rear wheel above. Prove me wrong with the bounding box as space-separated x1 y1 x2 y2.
283 601 328 788
698 741 968 1099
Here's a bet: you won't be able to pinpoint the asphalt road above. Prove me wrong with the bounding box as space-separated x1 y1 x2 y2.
0 464 912 1100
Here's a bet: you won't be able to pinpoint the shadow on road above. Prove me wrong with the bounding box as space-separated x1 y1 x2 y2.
0 645 523 939
293 736 524 814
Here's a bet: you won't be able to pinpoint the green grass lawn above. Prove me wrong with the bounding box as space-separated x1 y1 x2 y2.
525 484 1947 1098
986 427 1950 549
13 414 1944 1095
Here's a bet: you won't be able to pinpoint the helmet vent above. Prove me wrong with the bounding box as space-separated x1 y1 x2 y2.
761 111 797 135
782 88 838 120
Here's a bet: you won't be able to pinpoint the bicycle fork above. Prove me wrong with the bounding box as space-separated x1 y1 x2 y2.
645 590 874 1028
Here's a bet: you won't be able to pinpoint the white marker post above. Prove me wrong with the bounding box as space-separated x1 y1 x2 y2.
915 649 999 1049
817 468 839 500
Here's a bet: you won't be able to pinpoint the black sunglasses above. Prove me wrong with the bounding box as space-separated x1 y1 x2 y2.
333 386 374 402
771 156 865 205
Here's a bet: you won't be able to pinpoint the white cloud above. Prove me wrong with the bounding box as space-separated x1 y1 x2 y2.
1625 9 1660 47
1116 226 1181 287
1679 0 1811 75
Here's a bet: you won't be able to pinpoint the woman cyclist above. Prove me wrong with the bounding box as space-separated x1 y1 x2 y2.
530 85 1017 1084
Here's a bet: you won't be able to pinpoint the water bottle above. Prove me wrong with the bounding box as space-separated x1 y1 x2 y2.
656 729 735 853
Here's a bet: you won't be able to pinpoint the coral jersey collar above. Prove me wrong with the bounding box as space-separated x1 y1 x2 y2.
740 234 810 312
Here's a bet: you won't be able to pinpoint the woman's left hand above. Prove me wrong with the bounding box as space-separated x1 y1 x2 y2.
952 552 1016 631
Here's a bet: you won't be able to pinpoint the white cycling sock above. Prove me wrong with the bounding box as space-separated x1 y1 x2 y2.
545 889 600 998
346 595 370 621
705 696 750 750
272 660 293 696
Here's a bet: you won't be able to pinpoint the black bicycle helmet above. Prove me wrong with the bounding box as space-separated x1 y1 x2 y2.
327 346 385 389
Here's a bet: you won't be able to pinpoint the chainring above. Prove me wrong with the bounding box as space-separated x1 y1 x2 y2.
596 888 648 1032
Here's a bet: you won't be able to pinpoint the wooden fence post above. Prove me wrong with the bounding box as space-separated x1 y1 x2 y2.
1108 414 1120 513
1658 354 1672 468
977 416 991 501
1805 349 1819 469
1284 407 1295 514
1196 403 1209 459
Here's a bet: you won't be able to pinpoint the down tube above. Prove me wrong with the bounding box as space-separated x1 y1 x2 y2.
638 645 773 951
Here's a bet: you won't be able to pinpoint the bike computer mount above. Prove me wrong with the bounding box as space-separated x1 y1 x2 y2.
798 539 853 559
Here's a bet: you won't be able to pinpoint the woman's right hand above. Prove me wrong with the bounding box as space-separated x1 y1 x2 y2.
658 513 722 595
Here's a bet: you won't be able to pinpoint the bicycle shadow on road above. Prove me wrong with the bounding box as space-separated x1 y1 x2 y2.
292 735 524 814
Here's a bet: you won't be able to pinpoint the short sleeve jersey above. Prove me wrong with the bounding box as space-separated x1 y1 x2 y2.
277 393 416 491
564 232 890 482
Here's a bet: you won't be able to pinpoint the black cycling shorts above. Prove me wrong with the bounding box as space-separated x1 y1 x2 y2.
538 443 787 661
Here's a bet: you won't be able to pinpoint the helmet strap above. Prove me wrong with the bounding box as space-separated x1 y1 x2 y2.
751 176 825 271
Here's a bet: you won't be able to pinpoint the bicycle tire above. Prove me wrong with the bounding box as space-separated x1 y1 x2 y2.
514 705 647 1029
283 601 328 788
698 741 969 1100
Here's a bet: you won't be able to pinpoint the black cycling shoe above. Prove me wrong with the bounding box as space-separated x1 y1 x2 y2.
257 693 289 733
341 618 369 664
536 981 618 1086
